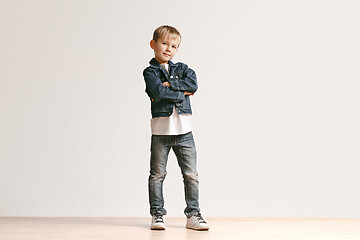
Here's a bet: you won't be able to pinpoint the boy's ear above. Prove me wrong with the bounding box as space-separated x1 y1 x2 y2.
150 40 155 49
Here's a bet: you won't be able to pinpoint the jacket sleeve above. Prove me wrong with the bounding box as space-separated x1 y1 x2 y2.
167 64 198 93
143 68 185 103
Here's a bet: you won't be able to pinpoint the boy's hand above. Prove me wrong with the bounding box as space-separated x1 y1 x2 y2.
184 91 194 96
162 82 171 87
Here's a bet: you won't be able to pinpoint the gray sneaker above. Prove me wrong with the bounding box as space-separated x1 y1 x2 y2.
151 215 166 230
186 213 209 230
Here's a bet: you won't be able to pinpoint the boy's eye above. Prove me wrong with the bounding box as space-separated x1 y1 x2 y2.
172 46 177 49
162 42 167 45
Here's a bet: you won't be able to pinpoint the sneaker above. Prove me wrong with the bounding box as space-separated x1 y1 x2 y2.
151 215 166 230
186 213 209 230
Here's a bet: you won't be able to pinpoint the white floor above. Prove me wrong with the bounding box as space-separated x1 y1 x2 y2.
1 217 360 240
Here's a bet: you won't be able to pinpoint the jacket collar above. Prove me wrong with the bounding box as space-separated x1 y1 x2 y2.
149 58 176 68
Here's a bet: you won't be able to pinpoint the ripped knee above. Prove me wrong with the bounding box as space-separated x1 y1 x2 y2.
183 172 198 181
149 171 167 180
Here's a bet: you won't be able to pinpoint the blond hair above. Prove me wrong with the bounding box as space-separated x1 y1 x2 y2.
153 25 181 43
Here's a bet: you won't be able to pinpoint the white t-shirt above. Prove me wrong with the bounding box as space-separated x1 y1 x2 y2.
151 63 192 135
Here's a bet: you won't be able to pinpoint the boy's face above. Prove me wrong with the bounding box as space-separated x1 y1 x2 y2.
150 34 180 64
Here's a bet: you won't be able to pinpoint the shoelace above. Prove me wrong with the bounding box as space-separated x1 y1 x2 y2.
154 216 164 223
194 214 206 223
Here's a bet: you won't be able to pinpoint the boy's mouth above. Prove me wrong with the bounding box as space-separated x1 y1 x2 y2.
163 53 170 57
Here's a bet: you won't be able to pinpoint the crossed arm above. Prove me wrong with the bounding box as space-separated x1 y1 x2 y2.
162 82 193 96
144 66 197 102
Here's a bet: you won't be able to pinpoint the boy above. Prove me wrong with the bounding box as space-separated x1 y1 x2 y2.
143 25 209 231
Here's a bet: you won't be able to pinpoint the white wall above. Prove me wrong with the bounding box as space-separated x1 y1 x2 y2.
1 0 359 217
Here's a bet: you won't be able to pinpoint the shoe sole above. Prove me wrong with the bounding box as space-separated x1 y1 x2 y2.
151 226 166 230
186 226 209 231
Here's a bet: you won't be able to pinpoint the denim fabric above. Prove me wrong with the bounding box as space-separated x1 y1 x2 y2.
148 131 200 217
143 58 198 118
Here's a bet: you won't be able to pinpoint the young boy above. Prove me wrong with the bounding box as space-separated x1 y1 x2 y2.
143 25 209 231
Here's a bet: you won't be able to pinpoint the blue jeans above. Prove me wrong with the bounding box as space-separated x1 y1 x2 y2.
148 131 200 217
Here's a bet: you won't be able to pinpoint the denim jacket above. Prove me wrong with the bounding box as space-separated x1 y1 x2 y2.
143 58 198 118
